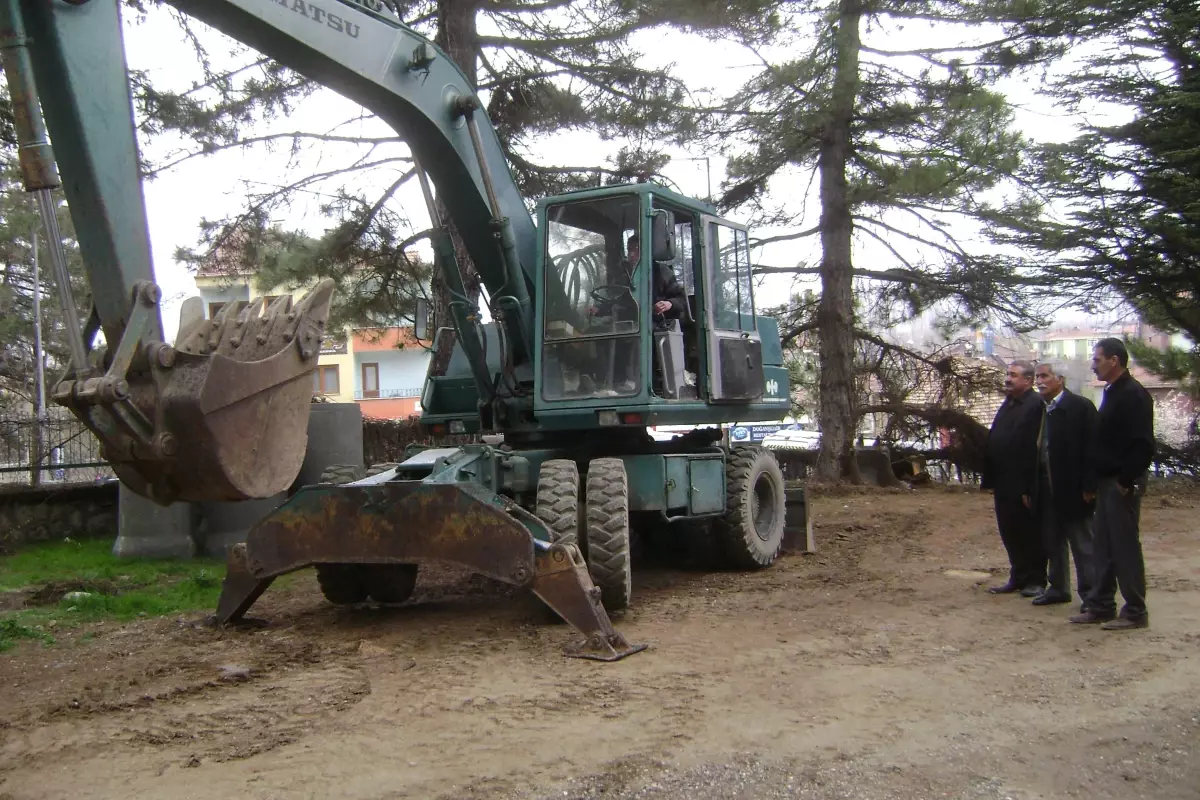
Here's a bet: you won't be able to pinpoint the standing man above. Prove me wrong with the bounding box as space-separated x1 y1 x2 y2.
982 360 1046 597
1032 363 1098 607
1070 338 1155 630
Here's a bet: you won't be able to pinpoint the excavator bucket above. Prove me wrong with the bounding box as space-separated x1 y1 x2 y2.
65 281 336 506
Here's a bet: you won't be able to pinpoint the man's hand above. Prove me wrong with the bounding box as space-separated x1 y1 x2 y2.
1082 491 1096 503
1022 495 1032 509
653 300 672 315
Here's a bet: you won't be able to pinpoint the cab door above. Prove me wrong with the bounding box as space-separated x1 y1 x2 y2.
701 216 763 402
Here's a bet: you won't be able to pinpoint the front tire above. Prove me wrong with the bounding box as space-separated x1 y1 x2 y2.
365 564 418 604
317 564 369 605
535 460 581 548
716 446 786 569
585 458 632 611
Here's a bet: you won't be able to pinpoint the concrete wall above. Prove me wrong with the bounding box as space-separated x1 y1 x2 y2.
0 482 118 552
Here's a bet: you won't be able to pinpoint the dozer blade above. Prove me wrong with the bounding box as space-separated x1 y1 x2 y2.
213 481 646 661
72 281 336 505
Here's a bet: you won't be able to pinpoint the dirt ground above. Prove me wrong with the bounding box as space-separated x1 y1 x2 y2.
2 483 1199 800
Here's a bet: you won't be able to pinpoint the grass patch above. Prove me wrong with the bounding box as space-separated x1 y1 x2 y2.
0 618 55 652
0 538 228 648
0 538 204 591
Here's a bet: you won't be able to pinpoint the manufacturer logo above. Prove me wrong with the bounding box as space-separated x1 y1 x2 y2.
731 426 750 441
765 378 780 395
273 0 362 38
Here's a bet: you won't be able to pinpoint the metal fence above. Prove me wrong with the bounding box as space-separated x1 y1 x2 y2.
353 387 423 400
0 412 113 486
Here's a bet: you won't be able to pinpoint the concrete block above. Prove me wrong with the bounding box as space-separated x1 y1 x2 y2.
196 493 286 558
291 402 364 491
113 482 196 559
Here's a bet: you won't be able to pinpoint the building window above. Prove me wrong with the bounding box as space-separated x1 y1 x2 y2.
361 363 380 399
208 301 227 319
313 365 340 396
262 294 283 307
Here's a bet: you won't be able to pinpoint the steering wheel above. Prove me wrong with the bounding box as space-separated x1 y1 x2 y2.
590 285 634 307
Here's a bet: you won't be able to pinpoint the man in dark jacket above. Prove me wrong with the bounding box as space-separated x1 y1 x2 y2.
598 235 687 322
982 360 1046 596
1032 363 1098 608
1070 338 1155 630
627 235 687 321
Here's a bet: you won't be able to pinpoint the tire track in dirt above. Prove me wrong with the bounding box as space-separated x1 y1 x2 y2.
1 486 1195 800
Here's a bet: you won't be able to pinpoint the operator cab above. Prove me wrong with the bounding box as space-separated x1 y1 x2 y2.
537 184 775 422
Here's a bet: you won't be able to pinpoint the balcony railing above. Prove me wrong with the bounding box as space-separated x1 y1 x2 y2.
354 388 423 400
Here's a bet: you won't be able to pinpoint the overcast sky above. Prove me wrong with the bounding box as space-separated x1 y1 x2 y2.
119 5 1103 344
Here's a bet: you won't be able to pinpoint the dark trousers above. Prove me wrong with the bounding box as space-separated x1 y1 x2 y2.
1086 476 1148 620
1037 477 1095 599
995 495 1045 589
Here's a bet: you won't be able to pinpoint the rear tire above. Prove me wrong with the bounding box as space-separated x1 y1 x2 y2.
365 564 418 604
715 446 786 569
317 564 369 605
585 457 632 612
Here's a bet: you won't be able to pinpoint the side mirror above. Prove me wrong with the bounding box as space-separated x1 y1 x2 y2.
414 296 430 341
651 210 675 262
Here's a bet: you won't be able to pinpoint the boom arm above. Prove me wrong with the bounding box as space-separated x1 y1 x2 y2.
0 0 546 503
169 0 540 345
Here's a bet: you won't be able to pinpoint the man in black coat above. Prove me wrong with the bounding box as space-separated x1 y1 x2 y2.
982 360 1046 596
1070 338 1155 630
1031 363 1098 607
627 235 687 321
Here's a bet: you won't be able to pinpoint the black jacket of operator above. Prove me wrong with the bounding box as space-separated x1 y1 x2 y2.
1042 388 1099 520
981 388 1042 501
654 263 687 319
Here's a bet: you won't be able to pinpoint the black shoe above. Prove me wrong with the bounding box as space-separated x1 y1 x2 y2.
988 582 1020 594
1100 616 1149 631
1019 585 1044 598
1032 591 1071 606
1068 610 1117 624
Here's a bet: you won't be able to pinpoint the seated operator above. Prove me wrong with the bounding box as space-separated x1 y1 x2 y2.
627 234 687 324
589 234 688 325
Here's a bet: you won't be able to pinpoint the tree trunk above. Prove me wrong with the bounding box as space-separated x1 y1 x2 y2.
430 0 483 334
813 0 863 483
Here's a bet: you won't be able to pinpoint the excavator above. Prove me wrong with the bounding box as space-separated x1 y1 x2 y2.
0 0 796 661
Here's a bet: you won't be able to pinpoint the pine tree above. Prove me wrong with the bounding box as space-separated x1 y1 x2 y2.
0 154 88 410
996 0 1198 364
136 0 740 330
716 0 1056 481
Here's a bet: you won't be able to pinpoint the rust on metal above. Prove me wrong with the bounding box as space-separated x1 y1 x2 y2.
56 280 335 505
214 483 647 662
214 543 275 623
532 542 648 662
214 481 538 624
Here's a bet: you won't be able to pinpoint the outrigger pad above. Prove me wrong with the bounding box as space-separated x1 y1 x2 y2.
532 542 648 662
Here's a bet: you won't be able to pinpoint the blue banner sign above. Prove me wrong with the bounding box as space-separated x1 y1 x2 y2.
729 423 793 443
